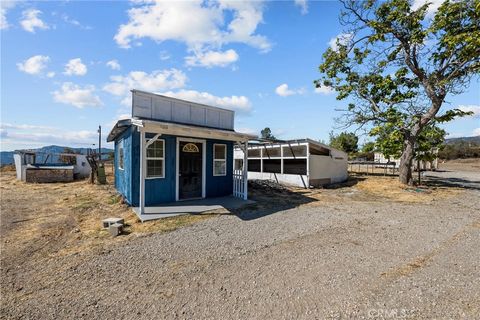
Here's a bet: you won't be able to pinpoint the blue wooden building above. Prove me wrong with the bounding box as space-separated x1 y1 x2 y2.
107 90 253 219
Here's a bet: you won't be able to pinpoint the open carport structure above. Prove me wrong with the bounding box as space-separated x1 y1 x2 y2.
234 139 348 188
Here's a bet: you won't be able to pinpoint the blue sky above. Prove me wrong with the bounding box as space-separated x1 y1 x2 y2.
1 0 479 151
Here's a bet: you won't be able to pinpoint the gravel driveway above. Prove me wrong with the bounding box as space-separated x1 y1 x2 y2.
425 170 480 190
2 173 479 319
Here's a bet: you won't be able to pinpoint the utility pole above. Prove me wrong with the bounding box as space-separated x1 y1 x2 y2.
97 125 101 162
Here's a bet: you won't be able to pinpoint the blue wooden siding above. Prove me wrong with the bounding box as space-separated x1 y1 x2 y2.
130 132 177 206
206 140 233 198
114 128 234 206
114 127 133 204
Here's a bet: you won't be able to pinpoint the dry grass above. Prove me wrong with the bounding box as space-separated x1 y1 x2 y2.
355 176 462 203
0 168 221 261
439 158 480 172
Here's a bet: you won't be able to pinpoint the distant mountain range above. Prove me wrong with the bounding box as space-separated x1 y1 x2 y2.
445 135 480 144
0 145 114 166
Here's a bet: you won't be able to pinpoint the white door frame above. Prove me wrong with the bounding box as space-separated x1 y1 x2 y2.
176 137 206 201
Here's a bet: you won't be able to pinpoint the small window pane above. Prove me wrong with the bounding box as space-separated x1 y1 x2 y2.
263 159 281 173
147 159 163 177
263 147 281 158
147 140 164 158
248 159 261 172
283 159 307 175
118 144 124 169
214 144 226 160
248 148 261 158
214 160 226 175
283 145 307 157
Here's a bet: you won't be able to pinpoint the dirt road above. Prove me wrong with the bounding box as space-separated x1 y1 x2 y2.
1 168 479 319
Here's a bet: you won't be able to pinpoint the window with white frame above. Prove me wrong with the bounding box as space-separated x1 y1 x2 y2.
146 139 165 178
118 140 124 170
213 144 226 176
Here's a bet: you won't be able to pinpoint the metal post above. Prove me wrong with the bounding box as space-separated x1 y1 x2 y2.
139 128 146 215
243 140 248 200
97 125 102 162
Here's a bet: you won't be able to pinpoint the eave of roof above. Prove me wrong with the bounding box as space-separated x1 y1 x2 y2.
107 118 257 143
106 119 132 142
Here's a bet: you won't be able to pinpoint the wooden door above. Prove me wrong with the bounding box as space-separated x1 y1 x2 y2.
179 142 203 199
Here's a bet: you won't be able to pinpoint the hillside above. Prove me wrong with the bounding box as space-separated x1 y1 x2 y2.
0 145 113 166
445 135 480 144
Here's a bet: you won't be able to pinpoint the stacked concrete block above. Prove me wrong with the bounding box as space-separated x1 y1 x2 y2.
102 217 125 236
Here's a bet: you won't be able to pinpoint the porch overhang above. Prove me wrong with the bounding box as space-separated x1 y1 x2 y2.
131 119 256 142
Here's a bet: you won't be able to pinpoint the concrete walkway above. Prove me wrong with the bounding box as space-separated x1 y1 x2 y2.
133 196 255 221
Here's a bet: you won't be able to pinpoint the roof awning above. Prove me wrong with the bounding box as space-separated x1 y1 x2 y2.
107 119 132 142
107 118 257 143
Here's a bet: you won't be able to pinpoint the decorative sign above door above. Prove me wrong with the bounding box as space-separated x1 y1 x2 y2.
182 143 200 153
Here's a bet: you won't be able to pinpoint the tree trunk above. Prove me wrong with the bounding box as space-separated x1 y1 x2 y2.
399 137 415 185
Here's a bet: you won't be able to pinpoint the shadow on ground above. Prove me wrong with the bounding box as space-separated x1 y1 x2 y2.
230 178 362 221
424 175 480 191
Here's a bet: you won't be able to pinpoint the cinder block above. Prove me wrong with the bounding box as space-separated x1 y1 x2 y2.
102 217 124 229
109 223 123 237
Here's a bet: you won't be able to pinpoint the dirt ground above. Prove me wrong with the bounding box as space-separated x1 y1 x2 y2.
437 158 480 172
0 160 479 319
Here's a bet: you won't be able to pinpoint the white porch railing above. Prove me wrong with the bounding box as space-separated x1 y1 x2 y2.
233 168 245 198
233 141 248 200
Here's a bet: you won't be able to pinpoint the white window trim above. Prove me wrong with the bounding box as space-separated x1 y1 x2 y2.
145 138 165 179
118 139 124 170
213 143 227 176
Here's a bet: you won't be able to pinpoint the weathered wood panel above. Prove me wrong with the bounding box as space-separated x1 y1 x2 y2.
132 90 235 130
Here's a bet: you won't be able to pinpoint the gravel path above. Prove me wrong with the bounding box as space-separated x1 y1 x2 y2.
425 170 480 190
2 175 479 319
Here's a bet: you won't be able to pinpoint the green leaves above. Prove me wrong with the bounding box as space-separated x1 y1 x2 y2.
315 0 478 183
329 131 359 154
435 109 473 123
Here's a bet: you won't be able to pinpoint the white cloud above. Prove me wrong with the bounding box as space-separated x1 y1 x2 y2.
328 32 353 51
1 1 17 30
160 89 251 113
236 127 258 136
472 128 480 136
0 123 98 149
0 8 8 30
17 55 50 75
20 9 49 33
185 49 239 68
275 83 305 97
106 59 121 70
47 71 55 78
411 0 445 17
103 69 187 104
114 1 270 67
314 85 334 95
64 58 88 76
60 13 92 30
52 82 103 108
458 105 480 118
294 0 308 15
0 123 55 131
159 51 170 61
102 68 252 113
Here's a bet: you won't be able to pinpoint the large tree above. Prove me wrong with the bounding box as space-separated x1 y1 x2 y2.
329 131 359 153
316 0 479 184
260 127 277 140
